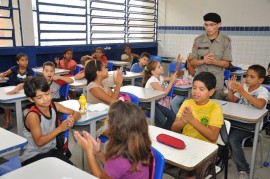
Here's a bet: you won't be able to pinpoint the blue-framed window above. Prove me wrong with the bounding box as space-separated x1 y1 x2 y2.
32 0 157 46
0 0 22 47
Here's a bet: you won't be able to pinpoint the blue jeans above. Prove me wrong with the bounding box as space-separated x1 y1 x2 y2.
155 103 176 130
229 128 253 172
170 95 186 114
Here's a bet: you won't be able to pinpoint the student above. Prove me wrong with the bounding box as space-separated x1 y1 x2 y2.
0 53 35 129
74 100 152 179
130 52 150 86
91 47 108 66
42 61 74 102
170 54 196 114
54 48 77 76
85 60 123 105
19 76 81 166
171 72 224 178
263 62 270 84
142 60 177 130
227 65 268 179
121 45 140 69
74 55 93 80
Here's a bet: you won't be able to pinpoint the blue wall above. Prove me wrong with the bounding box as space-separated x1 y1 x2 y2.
0 43 157 71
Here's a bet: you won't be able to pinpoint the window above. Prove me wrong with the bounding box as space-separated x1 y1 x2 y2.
0 0 22 47
32 0 157 46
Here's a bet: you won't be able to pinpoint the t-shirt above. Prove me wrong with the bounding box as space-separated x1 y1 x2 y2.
87 79 111 104
234 84 268 108
93 56 108 64
49 80 66 99
59 59 77 74
8 66 35 85
121 54 133 68
145 76 165 89
130 62 144 73
104 156 149 179
176 99 224 143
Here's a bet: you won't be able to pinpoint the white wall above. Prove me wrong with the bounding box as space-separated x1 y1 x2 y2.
158 0 270 68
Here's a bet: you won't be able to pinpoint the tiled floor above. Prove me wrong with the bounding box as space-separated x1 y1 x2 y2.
1 112 270 179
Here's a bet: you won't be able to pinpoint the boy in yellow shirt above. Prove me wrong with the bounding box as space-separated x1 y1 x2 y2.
172 71 224 143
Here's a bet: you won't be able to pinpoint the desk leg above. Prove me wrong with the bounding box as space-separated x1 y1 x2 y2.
15 101 23 136
250 121 260 179
89 122 96 138
150 101 155 125
131 79 135 86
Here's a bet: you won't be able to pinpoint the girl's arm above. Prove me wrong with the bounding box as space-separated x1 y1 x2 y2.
6 83 24 95
26 112 73 147
90 86 119 105
131 53 140 59
151 74 177 95
0 69 12 78
55 102 81 122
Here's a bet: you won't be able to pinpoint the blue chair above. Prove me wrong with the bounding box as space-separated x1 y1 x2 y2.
151 147 165 179
61 113 70 144
107 61 113 71
168 62 185 75
33 70 37 76
234 66 242 70
60 83 70 100
119 92 140 105
0 156 21 176
74 65 81 75
224 70 231 89
150 55 162 63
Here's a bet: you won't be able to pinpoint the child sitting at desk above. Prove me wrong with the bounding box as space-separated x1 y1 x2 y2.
130 52 150 86
74 55 93 80
19 76 81 166
121 45 140 69
142 60 177 130
74 100 152 179
54 48 77 76
42 61 74 102
85 60 123 105
91 47 108 67
171 72 224 178
227 64 268 178
0 53 35 129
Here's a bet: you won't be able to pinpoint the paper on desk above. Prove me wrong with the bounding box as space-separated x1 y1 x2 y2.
87 103 109 112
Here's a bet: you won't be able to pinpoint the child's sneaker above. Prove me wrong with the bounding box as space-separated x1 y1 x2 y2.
238 171 249 179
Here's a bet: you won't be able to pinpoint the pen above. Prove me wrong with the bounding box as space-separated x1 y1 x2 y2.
221 103 227 106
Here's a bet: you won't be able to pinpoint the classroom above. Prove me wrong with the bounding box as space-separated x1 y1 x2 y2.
0 0 270 179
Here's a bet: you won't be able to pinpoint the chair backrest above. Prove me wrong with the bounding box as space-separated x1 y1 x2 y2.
33 70 37 76
217 120 231 146
224 70 231 80
107 61 113 71
119 92 140 105
151 147 165 179
0 156 21 176
234 66 242 70
168 62 185 74
74 65 82 75
150 56 162 63
59 83 70 100
167 84 174 97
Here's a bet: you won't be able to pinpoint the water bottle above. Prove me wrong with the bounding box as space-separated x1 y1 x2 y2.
79 94 87 114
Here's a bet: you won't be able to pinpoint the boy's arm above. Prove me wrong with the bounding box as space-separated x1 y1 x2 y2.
26 112 71 147
52 75 74 84
6 83 24 95
227 76 239 102
74 72 85 80
171 116 187 132
55 102 81 122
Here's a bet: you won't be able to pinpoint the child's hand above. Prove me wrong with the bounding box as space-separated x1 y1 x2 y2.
74 131 93 153
181 106 194 123
54 57 59 64
59 119 73 132
81 131 101 154
177 54 182 64
228 75 237 90
114 69 123 86
231 81 244 93
171 72 178 83
51 75 60 81
204 53 215 64
0 73 4 78
6 89 19 95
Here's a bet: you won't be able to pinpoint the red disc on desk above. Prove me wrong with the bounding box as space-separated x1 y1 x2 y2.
157 134 186 149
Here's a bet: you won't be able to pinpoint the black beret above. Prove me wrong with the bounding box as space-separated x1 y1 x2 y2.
203 13 221 23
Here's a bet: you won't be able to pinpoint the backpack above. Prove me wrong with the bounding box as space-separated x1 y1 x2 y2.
24 103 71 158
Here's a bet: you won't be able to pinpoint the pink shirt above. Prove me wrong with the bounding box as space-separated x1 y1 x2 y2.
59 59 77 75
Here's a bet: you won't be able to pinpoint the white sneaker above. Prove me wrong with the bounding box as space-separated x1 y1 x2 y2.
238 171 249 179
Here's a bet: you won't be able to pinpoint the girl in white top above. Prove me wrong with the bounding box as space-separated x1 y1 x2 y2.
142 60 177 130
85 60 123 105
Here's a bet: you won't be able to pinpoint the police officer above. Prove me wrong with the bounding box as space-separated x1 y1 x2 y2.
190 12 232 100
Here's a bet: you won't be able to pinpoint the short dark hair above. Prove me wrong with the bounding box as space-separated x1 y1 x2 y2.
94 47 104 54
63 48 73 54
193 72 216 90
124 44 131 50
15 53 28 62
248 64 266 78
43 61 55 70
24 76 50 98
85 60 103 85
140 52 150 59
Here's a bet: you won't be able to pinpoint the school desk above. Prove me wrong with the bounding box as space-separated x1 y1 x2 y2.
0 86 28 136
0 128 27 157
32 67 70 76
149 125 218 171
108 60 130 67
0 77 9 84
119 86 166 125
108 71 143 85
1 157 97 179
213 99 268 179
174 84 192 99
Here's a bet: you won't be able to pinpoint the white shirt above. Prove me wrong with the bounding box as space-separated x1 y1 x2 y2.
121 54 133 68
145 76 165 89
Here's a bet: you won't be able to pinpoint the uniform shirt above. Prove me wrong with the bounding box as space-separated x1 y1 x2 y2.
121 54 133 68
8 66 34 85
176 99 224 143
145 76 165 89
93 56 108 65
49 80 66 99
130 62 144 73
234 84 268 108
104 156 149 179
87 79 111 104
191 33 232 90
59 59 77 75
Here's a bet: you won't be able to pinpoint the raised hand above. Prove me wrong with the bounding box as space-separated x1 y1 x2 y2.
181 106 194 123
54 57 60 65
228 75 237 90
